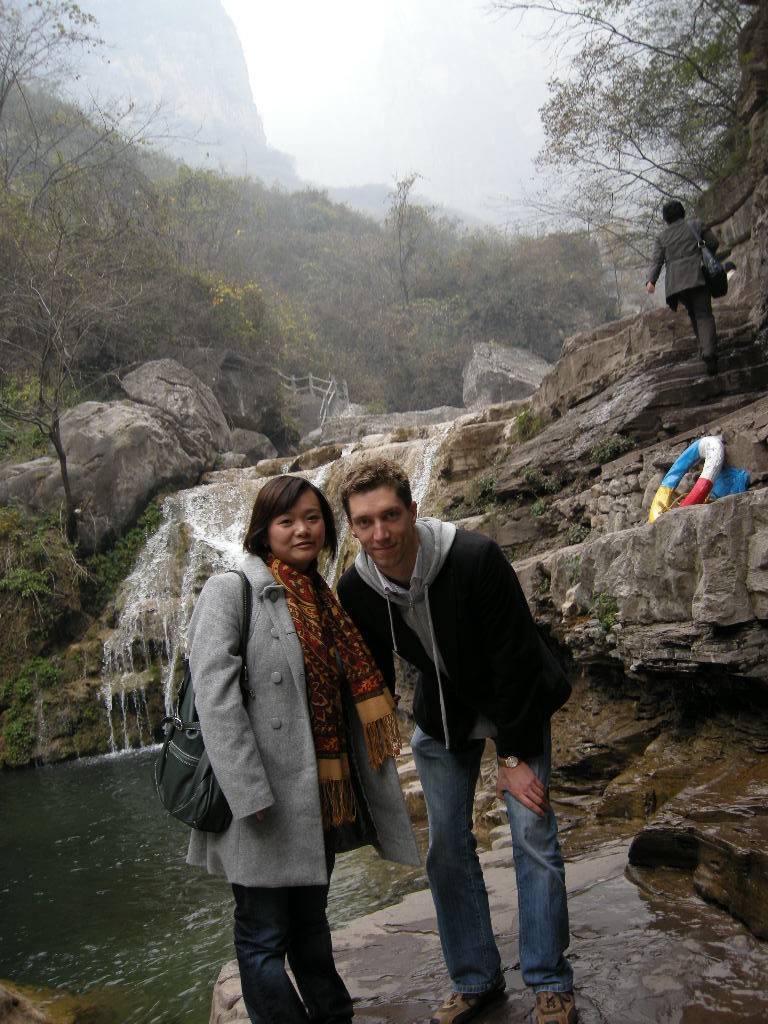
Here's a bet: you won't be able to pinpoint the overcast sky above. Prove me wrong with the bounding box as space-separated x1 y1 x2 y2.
220 0 553 225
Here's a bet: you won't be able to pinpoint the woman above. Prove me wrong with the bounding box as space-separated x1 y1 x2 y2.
186 475 419 1024
646 199 722 375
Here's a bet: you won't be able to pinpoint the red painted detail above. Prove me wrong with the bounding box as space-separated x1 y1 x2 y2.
679 477 714 507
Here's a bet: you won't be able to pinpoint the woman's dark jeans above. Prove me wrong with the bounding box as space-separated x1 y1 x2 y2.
231 836 353 1024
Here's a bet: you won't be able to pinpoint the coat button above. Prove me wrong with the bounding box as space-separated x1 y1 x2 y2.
270 671 282 684
270 718 282 729
268 591 279 603
270 628 279 638
248 688 255 699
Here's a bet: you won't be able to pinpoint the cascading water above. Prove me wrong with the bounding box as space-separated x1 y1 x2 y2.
100 469 258 749
98 425 454 751
409 421 454 507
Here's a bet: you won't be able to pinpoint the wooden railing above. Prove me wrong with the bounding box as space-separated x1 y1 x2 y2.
277 372 350 428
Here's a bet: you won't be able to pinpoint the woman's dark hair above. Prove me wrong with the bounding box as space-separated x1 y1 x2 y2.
243 475 337 558
662 200 685 224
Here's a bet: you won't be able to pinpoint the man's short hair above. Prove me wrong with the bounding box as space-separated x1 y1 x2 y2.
339 457 413 516
662 200 686 224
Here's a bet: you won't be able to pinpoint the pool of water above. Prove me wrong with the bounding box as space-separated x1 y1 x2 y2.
0 747 427 1023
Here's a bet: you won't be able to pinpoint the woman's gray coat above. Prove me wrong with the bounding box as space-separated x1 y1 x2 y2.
186 555 420 887
646 218 719 308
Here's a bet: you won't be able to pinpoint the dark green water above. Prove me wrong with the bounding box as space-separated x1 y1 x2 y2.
0 748 427 1023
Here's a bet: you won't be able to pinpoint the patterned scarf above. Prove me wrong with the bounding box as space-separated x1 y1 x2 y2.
266 556 401 828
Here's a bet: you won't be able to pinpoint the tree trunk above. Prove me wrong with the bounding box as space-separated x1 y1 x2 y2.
49 416 78 545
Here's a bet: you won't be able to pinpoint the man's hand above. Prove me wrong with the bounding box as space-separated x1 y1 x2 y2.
646 281 655 294
496 760 548 817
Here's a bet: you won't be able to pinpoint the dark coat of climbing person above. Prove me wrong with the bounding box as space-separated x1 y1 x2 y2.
646 199 722 376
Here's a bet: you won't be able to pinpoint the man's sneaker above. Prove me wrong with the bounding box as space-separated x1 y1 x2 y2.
535 990 577 1024
429 976 506 1024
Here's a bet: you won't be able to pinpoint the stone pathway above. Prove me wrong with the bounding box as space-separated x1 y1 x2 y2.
210 837 768 1023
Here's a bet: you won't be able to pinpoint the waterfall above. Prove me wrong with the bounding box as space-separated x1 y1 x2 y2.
100 471 257 748
410 421 454 508
98 425 454 750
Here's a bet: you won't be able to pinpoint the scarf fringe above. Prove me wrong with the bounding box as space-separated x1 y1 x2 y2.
320 777 357 828
364 712 402 770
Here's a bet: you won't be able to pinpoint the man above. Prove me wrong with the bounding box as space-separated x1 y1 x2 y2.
337 457 575 1024
646 199 722 375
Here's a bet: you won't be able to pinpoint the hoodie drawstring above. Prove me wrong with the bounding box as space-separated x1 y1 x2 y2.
385 587 451 750
424 583 450 750
385 591 399 655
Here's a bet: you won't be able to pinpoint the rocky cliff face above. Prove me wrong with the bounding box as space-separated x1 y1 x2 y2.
697 0 767 318
74 0 297 184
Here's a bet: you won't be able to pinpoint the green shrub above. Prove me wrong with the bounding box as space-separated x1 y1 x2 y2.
522 466 561 494
592 592 619 632
465 472 496 508
0 567 52 599
589 434 633 465
565 554 580 585
514 406 544 442
446 473 498 519
2 713 36 765
0 506 24 538
567 522 590 545
531 498 548 518
82 500 163 614
0 657 58 765
0 508 76 654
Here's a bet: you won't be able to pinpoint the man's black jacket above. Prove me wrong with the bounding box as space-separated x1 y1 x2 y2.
337 529 571 759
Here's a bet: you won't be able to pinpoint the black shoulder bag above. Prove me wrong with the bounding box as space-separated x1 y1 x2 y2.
154 569 252 832
686 220 728 298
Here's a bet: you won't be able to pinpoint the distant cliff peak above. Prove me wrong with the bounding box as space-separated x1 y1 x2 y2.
71 0 298 184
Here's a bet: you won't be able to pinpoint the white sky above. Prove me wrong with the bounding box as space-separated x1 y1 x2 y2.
220 0 553 224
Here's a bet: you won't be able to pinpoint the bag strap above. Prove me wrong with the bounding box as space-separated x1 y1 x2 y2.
685 219 705 247
229 569 252 705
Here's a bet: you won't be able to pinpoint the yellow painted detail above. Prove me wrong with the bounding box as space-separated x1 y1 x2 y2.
649 486 676 523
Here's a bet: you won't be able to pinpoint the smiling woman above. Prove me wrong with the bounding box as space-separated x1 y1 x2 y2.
266 491 327 570
182 473 419 1024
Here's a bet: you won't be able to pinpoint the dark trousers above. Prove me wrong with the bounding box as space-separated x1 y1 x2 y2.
679 285 717 360
232 836 353 1024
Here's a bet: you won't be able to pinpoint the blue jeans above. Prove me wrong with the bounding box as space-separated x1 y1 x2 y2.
232 835 353 1024
411 724 572 994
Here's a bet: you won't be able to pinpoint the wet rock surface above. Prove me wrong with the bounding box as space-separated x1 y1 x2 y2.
210 840 768 1023
210 691 768 1023
0 980 89 1024
549 673 768 939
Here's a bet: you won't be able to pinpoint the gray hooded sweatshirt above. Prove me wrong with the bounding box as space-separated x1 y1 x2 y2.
353 517 494 747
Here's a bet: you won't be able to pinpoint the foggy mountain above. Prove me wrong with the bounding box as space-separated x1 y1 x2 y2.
71 0 298 185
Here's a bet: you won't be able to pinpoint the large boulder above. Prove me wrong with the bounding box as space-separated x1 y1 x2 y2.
120 358 231 458
230 427 278 463
0 360 231 553
462 341 550 408
182 348 285 441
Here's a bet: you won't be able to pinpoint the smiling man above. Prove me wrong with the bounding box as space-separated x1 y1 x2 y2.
337 457 576 1024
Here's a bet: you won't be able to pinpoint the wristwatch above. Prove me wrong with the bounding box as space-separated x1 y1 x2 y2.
499 755 520 769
